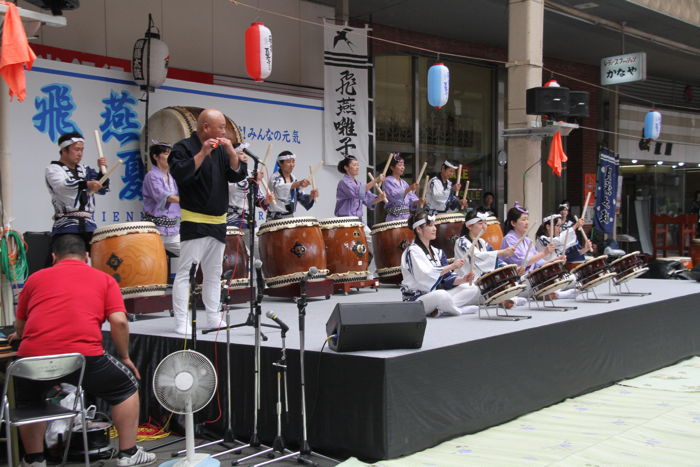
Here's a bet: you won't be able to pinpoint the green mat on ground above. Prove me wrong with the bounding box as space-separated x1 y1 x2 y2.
340 357 700 466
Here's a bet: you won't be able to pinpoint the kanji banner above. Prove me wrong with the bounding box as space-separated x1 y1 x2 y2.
323 21 371 165
593 148 619 234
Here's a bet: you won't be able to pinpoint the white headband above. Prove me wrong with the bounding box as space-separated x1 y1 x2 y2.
443 161 458 169
412 215 435 230
278 153 296 161
465 212 489 227
543 214 562 224
59 137 84 150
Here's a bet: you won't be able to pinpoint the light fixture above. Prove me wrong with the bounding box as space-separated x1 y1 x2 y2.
672 165 677 169
657 161 663 165
631 159 638 163
678 162 685 166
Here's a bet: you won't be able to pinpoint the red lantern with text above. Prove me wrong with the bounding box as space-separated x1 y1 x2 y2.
245 22 272 82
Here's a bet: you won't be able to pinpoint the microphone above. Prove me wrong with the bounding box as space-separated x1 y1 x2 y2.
300 266 318 285
266 311 289 333
234 143 265 166
254 259 265 291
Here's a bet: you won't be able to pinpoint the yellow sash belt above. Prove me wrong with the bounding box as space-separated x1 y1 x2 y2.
180 209 226 224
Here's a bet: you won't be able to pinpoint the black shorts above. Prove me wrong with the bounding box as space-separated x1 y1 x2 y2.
14 354 138 407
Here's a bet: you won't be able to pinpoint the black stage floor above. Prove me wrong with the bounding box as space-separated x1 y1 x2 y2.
103 278 700 461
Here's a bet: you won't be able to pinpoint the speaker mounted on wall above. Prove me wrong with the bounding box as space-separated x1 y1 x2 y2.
526 86 570 116
325 301 426 352
568 91 590 118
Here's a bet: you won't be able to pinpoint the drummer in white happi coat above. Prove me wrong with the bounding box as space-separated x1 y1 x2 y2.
267 150 318 220
454 211 515 279
534 213 587 262
424 160 467 215
400 210 480 317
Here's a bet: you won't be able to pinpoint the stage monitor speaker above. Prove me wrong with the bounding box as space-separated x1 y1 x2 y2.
526 86 570 116
23 231 52 275
568 91 589 117
325 301 426 352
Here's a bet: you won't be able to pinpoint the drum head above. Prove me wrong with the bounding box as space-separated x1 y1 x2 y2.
483 284 527 305
526 259 565 279
90 221 159 243
578 271 616 290
610 251 639 267
434 213 464 224
371 219 409 234
532 277 574 298
614 267 648 285
477 264 517 286
319 217 363 229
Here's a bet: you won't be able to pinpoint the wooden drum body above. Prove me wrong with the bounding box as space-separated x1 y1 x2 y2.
257 217 328 288
371 219 413 284
609 251 648 285
319 217 370 283
223 226 250 289
90 222 168 298
525 259 573 298
434 213 464 260
483 217 504 251
571 255 616 290
476 264 526 305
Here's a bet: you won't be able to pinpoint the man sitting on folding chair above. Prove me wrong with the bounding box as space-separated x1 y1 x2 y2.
8 234 156 467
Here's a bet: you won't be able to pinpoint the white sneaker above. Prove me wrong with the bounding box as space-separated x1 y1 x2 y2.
116 446 157 466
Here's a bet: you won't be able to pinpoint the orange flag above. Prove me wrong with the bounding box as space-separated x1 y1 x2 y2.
547 130 568 177
0 1 37 101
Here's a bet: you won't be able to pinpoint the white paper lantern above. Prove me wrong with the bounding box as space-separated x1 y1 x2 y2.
427 63 449 109
132 32 170 90
644 110 661 140
245 22 273 82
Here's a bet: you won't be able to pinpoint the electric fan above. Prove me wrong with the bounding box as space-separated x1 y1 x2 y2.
153 350 219 467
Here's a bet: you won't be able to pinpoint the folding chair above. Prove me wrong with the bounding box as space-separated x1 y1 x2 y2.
0 353 89 466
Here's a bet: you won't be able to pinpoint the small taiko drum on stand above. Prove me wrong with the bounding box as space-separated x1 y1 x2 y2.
223 226 250 289
476 264 526 305
525 259 574 299
483 217 504 251
371 219 414 285
571 255 616 291
609 251 648 285
433 213 465 261
90 222 168 299
258 216 332 297
319 217 377 293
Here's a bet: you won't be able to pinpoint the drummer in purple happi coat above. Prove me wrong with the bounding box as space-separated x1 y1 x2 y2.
499 202 555 275
142 141 181 255
382 153 424 221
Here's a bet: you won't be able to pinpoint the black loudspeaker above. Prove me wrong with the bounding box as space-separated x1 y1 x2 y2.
568 91 589 117
325 301 426 352
526 86 570 116
23 231 53 275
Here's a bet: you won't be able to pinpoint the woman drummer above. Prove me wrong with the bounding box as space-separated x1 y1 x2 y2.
267 150 318 220
382 153 424 221
454 211 515 279
500 202 556 275
400 209 479 317
534 213 584 262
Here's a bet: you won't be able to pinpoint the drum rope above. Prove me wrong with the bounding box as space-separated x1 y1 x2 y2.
0 228 28 284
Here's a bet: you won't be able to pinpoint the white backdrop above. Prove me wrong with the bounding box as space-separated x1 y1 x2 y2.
8 59 349 233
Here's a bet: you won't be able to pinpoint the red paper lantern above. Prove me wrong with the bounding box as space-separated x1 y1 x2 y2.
245 22 272 82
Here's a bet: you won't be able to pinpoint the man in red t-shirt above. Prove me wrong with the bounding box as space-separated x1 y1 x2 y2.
10 234 156 467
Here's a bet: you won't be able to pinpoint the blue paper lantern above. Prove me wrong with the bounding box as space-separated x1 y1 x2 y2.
644 110 661 140
428 62 449 109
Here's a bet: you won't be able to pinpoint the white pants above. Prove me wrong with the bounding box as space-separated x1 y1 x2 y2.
418 283 480 316
364 225 375 274
172 237 225 330
162 233 181 256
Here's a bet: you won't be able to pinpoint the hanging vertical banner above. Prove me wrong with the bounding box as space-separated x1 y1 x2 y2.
323 20 371 165
593 148 619 234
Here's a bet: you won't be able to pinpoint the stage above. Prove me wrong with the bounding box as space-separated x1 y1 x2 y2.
103 278 700 461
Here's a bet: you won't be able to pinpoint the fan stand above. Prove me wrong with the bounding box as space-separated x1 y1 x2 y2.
253 277 338 467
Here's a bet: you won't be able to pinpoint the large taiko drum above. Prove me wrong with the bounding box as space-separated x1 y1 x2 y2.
370 219 413 284
90 222 168 298
257 216 328 288
319 217 370 283
144 106 243 166
223 226 250 289
525 259 574 298
476 264 526 305
571 255 616 290
483 217 504 251
433 213 464 260
609 251 648 285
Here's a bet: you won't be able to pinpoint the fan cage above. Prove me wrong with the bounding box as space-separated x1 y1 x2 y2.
152 350 217 414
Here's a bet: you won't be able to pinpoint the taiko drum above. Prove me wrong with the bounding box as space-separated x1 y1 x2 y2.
370 219 413 284
433 213 464 260
483 216 504 251
319 217 370 282
223 226 250 288
90 222 168 298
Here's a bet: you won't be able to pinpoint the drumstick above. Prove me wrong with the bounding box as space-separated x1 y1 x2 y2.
580 191 592 221
94 130 107 175
97 159 122 185
421 175 430 198
461 180 470 202
513 223 537 249
367 172 384 195
379 153 393 188
520 239 534 269
574 215 589 243
415 162 427 185
259 178 277 206
309 165 317 191
549 216 555 244
262 143 272 167
467 230 485 275
456 164 462 187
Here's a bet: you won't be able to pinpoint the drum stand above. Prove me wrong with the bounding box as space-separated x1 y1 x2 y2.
575 282 620 303
527 294 577 312
255 275 338 467
477 302 531 321
608 278 652 297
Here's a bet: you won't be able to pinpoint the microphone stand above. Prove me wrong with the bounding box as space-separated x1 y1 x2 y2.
256 272 337 467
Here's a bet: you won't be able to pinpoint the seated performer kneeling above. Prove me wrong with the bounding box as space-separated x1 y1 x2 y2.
400 209 480 317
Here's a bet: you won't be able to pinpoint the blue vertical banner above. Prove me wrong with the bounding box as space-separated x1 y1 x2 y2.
593 148 619 234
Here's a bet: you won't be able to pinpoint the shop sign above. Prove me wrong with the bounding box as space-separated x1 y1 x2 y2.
600 52 646 86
